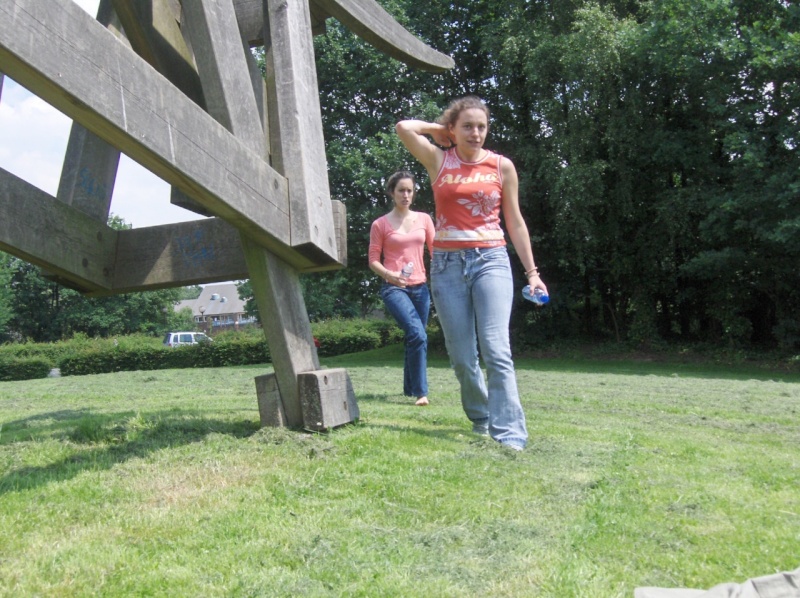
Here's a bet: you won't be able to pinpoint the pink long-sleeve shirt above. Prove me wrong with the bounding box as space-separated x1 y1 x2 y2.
369 212 435 286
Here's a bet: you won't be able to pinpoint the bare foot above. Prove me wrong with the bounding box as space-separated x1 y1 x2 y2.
415 396 429 406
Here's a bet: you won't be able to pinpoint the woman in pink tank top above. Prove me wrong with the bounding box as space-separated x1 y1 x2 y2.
369 171 435 406
396 96 548 450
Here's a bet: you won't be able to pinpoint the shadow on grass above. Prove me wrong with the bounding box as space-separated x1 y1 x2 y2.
0 408 260 495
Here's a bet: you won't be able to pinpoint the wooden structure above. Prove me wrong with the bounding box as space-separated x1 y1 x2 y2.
0 0 452 429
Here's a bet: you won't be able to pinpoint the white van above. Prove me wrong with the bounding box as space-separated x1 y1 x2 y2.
162 331 212 347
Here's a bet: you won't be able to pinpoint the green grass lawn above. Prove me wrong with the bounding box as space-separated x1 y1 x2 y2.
1 345 798 597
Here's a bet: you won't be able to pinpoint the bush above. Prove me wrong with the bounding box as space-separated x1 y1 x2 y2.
0 357 52 381
0 318 407 377
312 319 383 356
59 338 271 375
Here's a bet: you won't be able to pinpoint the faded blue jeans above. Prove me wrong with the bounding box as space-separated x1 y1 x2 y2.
380 282 430 398
430 247 527 449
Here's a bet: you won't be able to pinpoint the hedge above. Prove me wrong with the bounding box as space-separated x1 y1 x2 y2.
0 318 410 380
0 357 52 381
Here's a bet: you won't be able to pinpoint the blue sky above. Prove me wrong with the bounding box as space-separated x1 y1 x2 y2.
0 0 194 229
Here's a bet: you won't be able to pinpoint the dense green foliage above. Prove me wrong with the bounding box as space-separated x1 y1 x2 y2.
309 0 799 350
0 1 796 354
0 320 413 380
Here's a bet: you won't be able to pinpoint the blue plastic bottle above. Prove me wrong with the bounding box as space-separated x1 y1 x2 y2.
522 285 549 305
400 262 414 278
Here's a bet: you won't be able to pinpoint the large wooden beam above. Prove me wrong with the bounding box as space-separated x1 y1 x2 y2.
0 168 116 292
0 0 341 271
235 0 328 42
0 166 253 294
313 0 454 72
182 0 264 155
243 243 319 427
110 219 249 294
56 125 119 223
265 0 339 265
183 0 329 426
232 0 454 72
110 0 206 108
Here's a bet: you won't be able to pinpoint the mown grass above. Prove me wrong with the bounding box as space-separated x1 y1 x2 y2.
0 346 798 597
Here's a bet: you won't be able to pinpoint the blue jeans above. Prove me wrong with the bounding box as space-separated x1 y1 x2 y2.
380 282 430 398
430 247 527 449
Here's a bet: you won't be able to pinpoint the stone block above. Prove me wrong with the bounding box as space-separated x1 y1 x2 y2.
255 373 287 427
298 368 359 432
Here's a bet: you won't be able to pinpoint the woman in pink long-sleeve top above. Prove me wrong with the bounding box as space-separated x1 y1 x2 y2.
369 171 435 406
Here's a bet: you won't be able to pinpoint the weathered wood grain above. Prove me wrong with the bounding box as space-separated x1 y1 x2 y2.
0 0 344 271
232 0 453 72
265 0 338 263
57 125 119 223
314 0 454 72
0 168 116 292
182 0 265 156
110 0 206 108
242 240 320 427
298 369 359 431
111 219 249 294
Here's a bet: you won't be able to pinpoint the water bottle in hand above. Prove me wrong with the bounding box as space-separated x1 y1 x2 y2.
522 285 549 305
400 262 414 278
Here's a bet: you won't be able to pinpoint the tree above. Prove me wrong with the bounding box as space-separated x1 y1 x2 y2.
0 253 15 342
1 215 191 342
253 0 800 349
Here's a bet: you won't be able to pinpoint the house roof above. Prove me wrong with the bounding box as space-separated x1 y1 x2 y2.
174 283 247 318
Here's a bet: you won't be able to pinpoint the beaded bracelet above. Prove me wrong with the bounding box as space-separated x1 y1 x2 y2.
524 267 539 277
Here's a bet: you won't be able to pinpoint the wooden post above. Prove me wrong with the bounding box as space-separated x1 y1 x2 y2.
0 0 453 428
183 0 337 427
298 369 359 432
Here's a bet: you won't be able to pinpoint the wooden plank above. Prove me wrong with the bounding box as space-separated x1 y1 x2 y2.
232 0 453 72
255 373 288 427
331 199 348 267
109 219 249 294
55 0 122 224
240 240 320 427
0 173 252 296
0 0 342 270
57 125 119 222
0 168 116 292
314 0 454 72
298 368 359 431
110 0 206 108
182 0 264 155
265 0 338 263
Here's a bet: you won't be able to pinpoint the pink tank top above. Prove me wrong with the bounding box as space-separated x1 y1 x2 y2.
432 147 506 249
